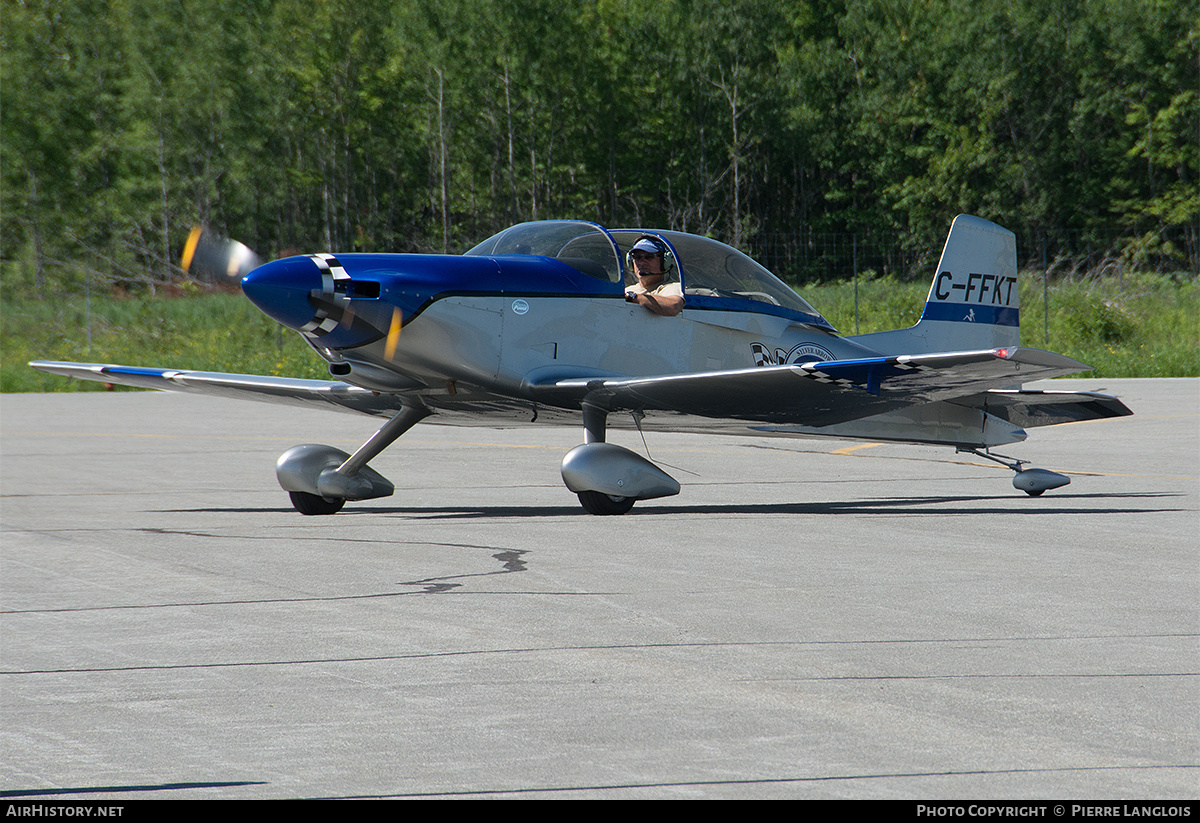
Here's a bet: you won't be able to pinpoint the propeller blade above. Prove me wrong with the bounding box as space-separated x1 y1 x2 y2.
181 226 261 282
385 307 402 360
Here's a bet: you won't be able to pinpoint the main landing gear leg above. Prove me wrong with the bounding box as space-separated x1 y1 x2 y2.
277 403 432 514
561 401 680 515
582 400 607 444
958 448 1071 496
574 402 633 514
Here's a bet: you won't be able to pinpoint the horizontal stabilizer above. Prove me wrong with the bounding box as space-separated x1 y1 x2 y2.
952 388 1133 428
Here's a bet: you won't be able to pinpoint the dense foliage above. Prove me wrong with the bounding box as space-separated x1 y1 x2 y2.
3 0 1197 292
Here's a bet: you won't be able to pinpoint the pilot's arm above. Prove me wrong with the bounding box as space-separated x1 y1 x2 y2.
625 284 685 316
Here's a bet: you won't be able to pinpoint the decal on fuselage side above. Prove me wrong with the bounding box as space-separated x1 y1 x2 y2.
751 342 834 367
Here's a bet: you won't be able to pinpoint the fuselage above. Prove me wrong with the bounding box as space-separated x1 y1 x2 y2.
241 221 881 407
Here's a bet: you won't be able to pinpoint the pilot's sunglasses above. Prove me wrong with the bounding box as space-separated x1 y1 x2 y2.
631 251 660 260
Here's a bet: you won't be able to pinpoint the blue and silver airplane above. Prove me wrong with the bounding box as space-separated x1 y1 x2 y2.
32 215 1132 515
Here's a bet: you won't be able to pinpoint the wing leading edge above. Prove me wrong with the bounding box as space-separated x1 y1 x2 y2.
28 361 405 417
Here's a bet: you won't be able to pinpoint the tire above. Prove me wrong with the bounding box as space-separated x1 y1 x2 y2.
577 490 635 515
289 491 345 515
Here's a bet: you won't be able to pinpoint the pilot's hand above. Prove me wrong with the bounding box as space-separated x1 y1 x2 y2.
625 291 638 303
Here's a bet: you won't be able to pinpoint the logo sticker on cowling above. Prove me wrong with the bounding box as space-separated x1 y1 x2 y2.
511 299 530 315
751 342 834 366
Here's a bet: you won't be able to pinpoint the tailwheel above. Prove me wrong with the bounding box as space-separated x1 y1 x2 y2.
289 491 345 516
577 490 635 515
957 448 1070 496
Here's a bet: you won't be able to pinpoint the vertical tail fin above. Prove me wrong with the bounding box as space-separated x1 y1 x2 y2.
851 215 1019 353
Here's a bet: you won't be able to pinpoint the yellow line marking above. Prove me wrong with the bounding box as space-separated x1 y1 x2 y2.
830 443 884 455
1060 412 1195 426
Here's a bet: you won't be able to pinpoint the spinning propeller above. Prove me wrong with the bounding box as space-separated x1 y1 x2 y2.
181 226 261 282
185 227 401 357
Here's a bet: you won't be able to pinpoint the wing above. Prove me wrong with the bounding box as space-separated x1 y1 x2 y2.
33 348 1133 434
549 347 1115 427
28 361 405 417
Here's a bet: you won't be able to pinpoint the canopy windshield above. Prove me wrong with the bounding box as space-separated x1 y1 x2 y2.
466 221 831 328
465 221 623 283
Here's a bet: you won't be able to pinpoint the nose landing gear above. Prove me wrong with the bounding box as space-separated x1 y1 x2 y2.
276 403 431 514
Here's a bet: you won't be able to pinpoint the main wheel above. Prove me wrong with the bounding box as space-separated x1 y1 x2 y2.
577 490 635 515
289 491 345 515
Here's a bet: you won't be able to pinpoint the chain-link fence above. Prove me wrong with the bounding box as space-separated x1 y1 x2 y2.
747 223 1199 286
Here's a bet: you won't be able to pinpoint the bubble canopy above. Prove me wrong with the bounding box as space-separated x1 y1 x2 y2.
466 220 832 330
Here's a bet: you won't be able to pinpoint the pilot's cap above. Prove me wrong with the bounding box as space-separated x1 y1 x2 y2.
631 237 666 255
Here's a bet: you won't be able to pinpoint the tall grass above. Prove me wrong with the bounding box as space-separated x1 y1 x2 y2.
803 271 1198 378
2 272 1196 392
2 290 326 392
1018 274 1199 378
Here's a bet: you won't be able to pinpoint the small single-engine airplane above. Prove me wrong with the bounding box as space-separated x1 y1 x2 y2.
32 215 1132 515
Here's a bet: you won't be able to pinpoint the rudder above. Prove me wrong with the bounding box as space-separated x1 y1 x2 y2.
851 214 1019 354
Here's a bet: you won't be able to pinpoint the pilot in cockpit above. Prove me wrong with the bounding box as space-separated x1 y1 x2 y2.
624 236 685 316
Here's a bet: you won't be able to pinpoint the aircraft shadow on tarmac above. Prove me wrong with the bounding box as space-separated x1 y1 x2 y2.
4 766 1192 800
168 491 1184 520
0 781 267 798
